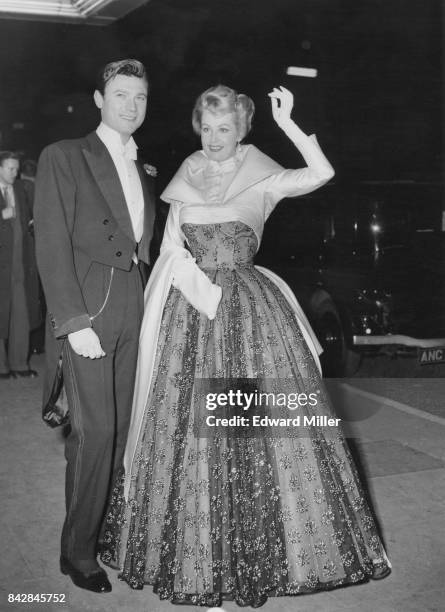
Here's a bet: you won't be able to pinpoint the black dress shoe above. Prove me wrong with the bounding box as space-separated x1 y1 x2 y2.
60 556 112 593
0 372 11 380
10 369 38 379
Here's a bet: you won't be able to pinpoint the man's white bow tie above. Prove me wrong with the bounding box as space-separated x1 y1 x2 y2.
123 146 137 161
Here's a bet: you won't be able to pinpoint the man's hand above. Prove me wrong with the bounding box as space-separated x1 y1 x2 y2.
68 328 106 359
2 207 14 220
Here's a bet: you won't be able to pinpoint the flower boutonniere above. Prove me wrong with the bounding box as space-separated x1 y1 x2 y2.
143 163 158 177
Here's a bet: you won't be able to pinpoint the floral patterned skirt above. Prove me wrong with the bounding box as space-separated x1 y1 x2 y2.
100 266 390 607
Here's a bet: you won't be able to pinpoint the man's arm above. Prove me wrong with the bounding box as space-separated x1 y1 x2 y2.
34 144 105 359
34 144 91 337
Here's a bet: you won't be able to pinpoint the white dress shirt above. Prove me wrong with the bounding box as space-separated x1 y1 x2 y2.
96 122 144 243
1 183 16 220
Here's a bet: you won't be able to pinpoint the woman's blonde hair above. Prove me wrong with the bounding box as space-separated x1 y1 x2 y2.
192 85 255 140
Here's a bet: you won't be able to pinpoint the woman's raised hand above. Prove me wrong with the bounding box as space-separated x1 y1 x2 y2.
268 86 294 128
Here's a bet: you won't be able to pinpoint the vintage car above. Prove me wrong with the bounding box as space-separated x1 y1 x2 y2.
257 180 445 375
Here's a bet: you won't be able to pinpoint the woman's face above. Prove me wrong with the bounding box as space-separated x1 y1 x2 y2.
200 110 239 162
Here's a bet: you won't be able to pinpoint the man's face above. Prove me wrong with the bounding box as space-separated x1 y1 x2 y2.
0 159 19 185
94 74 148 142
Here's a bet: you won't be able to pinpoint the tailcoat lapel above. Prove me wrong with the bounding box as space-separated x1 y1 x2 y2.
136 162 155 238
82 132 135 242
136 161 155 264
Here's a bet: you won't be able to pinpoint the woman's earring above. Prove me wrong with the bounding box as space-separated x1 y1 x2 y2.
236 141 242 154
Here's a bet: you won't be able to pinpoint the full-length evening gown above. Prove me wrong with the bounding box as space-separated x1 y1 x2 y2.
101 142 390 607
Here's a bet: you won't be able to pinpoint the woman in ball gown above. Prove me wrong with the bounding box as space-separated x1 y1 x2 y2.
101 84 391 607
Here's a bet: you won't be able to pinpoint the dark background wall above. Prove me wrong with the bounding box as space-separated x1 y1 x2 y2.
0 0 442 187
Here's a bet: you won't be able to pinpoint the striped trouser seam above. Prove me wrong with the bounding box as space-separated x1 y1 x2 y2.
65 345 85 559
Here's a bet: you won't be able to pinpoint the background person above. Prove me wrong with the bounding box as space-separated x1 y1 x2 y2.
20 158 37 200
0 151 40 379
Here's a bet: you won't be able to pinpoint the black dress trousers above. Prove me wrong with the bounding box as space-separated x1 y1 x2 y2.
61 262 143 562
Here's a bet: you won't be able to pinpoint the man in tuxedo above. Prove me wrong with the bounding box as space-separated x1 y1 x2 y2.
0 151 40 379
34 59 155 593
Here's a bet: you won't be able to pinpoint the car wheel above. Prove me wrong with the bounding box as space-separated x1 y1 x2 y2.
313 299 361 377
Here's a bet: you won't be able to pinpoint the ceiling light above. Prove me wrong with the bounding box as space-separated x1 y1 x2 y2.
0 0 149 25
72 0 114 17
286 66 318 78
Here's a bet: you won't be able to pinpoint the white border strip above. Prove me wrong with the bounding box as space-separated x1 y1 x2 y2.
341 382 445 426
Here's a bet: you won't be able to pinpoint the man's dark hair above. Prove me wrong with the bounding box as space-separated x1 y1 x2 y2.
96 59 148 95
0 151 20 166
21 159 37 177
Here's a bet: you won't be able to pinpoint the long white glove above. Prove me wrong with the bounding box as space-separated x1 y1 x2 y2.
268 85 335 183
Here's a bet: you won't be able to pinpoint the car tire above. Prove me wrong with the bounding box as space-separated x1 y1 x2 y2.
312 297 361 377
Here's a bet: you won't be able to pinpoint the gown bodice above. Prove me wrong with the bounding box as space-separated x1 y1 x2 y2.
182 221 258 270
